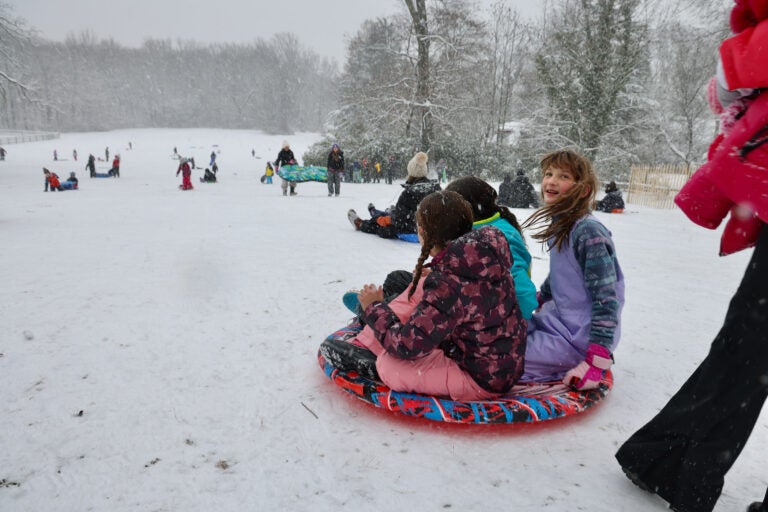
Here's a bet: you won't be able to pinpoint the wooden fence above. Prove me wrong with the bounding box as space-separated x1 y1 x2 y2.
0 130 60 145
627 163 694 209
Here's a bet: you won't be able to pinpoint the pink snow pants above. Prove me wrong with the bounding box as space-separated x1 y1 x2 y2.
353 278 497 402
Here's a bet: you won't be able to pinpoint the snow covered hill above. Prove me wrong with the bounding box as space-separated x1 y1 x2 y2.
0 128 764 511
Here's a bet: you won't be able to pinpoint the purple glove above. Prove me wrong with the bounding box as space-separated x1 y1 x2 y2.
563 344 612 390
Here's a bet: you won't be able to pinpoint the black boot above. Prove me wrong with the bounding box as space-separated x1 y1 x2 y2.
319 338 380 381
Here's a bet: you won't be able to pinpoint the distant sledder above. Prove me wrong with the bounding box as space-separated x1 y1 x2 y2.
44 168 78 191
200 164 217 183
177 158 194 190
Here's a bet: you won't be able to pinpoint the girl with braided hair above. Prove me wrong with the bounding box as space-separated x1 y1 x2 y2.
324 190 527 400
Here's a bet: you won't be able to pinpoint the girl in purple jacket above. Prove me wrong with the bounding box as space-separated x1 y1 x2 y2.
355 191 527 401
522 149 625 389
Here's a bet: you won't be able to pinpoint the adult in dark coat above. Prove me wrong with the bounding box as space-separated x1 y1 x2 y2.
596 181 625 213
326 143 345 197
348 152 441 238
499 170 539 208
86 154 96 177
275 140 297 196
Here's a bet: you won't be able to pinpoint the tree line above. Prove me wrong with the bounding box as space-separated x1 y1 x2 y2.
1 0 730 181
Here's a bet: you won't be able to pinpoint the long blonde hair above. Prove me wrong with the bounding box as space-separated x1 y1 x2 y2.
408 191 473 298
522 149 598 251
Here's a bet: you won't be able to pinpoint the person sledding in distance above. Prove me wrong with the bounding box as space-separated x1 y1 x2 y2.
321 190 526 401
176 158 193 190
63 172 79 190
200 167 217 183
347 151 441 238
520 149 625 389
595 180 625 213
275 140 297 196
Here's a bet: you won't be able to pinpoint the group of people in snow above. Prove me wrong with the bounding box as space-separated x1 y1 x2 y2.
328 148 623 400
322 1 768 510
43 168 78 191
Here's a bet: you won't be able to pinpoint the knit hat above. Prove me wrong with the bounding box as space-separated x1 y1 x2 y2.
730 0 768 33
282 140 290 149
407 152 428 179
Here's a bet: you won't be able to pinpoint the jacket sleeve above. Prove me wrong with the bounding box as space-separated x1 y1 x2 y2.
362 273 461 360
571 221 622 352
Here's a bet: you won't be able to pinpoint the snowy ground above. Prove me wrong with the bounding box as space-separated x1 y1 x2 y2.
0 128 765 511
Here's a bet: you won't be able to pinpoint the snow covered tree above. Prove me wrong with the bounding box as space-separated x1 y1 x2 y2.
0 3 37 128
534 0 648 160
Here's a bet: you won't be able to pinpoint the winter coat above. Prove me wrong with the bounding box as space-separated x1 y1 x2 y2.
675 90 768 255
177 162 191 177
522 215 624 382
472 213 538 320
596 190 625 212
675 10 768 256
327 150 345 173
47 173 61 188
390 178 442 234
363 226 527 394
275 148 296 168
499 176 538 208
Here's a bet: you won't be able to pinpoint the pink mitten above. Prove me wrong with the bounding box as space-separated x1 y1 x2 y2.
563 344 612 390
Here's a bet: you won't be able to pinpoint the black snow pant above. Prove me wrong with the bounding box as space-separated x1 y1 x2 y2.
358 216 398 239
615 223 768 512
328 170 341 196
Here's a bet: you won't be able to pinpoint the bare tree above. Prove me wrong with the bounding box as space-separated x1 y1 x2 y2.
486 1 529 146
403 0 433 151
0 3 37 128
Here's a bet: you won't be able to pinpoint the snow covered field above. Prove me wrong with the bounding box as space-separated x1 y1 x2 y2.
0 128 765 511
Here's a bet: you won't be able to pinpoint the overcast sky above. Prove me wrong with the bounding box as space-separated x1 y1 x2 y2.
8 0 543 61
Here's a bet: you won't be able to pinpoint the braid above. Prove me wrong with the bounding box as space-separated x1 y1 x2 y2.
408 242 433 299
407 190 474 299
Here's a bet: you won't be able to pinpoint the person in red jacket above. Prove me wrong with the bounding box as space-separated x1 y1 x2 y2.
109 155 120 177
616 2 768 511
176 159 193 190
43 168 63 191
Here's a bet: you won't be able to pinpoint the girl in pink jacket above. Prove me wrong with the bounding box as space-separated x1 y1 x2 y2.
322 191 526 401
